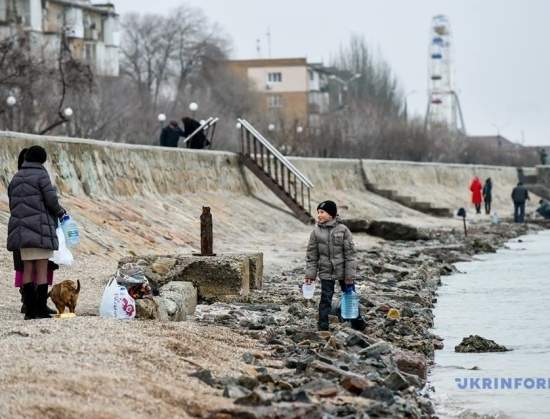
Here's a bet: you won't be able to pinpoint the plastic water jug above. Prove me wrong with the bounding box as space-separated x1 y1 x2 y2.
491 213 500 225
302 283 315 299
340 285 359 319
61 215 80 247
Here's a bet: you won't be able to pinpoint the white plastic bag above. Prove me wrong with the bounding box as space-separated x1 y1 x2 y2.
99 277 136 320
50 226 74 266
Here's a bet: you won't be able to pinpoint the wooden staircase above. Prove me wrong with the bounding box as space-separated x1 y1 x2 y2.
238 119 314 224
359 160 452 217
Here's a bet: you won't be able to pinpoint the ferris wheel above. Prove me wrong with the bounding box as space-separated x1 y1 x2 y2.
425 15 466 134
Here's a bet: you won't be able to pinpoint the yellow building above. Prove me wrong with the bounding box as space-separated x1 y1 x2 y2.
227 58 311 131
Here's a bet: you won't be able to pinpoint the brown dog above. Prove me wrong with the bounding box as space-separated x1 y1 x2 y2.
49 280 81 314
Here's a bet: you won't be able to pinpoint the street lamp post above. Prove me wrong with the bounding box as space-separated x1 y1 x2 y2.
403 90 417 121
39 107 74 135
158 113 166 136
6 96 16 131
329 73 362 108
189 102 198 118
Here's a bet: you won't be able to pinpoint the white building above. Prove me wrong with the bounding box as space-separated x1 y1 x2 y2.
0 0 120 77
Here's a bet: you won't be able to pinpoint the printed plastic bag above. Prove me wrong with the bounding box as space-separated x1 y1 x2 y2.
50 226 74 266
99 276 136 320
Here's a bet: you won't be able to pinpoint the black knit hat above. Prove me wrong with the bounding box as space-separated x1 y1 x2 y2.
17 148 28 170
25 145 47 164
317 200 337 218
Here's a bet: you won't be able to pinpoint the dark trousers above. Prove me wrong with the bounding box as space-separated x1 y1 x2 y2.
319 280 365 331
475 204 481 214
484 200 491 215
514 202 526 223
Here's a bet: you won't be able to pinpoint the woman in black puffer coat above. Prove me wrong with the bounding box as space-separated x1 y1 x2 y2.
7 145 65 319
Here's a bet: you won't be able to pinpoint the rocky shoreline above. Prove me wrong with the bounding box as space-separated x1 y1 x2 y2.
191 222 536 418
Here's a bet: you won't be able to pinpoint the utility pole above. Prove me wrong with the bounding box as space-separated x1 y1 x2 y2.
266 27 272 58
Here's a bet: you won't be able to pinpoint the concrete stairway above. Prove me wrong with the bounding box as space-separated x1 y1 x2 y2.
360 161 452 217
238 119 315 224
518 167 550 200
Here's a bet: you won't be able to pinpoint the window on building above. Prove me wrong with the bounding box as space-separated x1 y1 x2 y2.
85 42 97 65
18 0 31 27
267 95 283 109
267 72 282 83
43 2 64 33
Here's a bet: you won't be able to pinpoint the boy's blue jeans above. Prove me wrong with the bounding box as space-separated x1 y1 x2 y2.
319 279 366 331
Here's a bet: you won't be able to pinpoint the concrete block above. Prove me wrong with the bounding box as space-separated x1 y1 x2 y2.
119 253 252 302
160 281 197 316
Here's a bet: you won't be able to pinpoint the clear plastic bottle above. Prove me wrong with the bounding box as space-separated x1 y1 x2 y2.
61 215 80 247
340 285 359 319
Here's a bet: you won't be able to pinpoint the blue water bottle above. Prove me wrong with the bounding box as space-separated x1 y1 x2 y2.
61 215 80 247
341 284 359 319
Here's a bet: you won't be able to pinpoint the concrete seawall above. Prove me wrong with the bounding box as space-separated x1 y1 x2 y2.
361 159 526 216
0 132 536 259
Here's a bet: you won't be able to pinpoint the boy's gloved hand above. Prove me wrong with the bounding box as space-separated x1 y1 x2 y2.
304 277 314 285
344 278 354 285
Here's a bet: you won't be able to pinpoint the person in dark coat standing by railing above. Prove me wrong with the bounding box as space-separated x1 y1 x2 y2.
511 182 530 223
182 116 208 149
160 120 185 147
483 178 493 215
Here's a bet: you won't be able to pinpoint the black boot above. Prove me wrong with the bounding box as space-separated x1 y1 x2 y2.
20 287 55 314
20 287 26 313
21 283 36 320
35 284 52 319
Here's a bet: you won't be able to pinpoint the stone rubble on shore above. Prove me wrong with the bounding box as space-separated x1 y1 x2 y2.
182 223 534 418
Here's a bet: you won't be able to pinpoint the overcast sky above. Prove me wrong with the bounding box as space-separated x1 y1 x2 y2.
115 0 550 146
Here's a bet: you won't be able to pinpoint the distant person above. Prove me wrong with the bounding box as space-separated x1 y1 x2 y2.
511 182 530 223
182 116 209 150
482 178 493 215
536 199 550 219
160 120 185 148
470 176 483 214
539 148 548 165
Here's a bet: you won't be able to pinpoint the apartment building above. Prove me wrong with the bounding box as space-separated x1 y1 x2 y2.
0 0 120 76
228 58 338 132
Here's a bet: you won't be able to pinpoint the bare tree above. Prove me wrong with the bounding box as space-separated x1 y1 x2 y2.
0 28 93 135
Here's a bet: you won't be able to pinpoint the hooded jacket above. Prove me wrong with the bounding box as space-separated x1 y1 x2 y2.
470 178 483 205
305 217 356 281
7 162 65 251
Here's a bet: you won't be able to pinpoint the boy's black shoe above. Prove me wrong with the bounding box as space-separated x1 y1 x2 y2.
21 283 36 320
351 316 367 332
34 284 52 319
318 323 329 332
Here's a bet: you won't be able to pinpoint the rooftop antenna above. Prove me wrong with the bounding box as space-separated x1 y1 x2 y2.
266 27 272 58
256 38 262 58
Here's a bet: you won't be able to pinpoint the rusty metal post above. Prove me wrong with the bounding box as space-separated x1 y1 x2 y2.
194 207 216 256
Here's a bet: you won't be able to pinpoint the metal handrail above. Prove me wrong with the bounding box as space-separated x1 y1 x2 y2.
182 117 217 145
238 118 314 188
